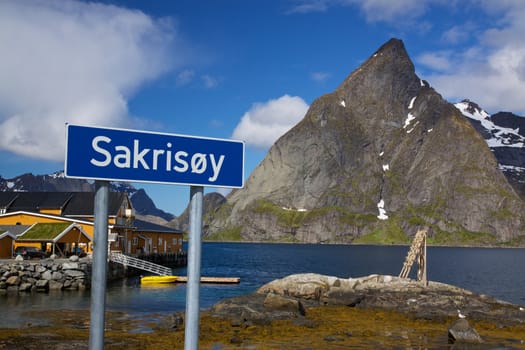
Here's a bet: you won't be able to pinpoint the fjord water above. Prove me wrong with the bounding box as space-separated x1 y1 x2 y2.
1 243 524 327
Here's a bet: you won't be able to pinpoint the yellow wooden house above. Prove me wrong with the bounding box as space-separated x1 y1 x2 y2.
0 229 16 258
0 192 183 257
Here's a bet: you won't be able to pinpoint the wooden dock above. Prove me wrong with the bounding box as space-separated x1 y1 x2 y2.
176 276 240 284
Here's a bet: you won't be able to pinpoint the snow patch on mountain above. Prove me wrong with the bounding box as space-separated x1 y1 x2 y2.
455 101 524 148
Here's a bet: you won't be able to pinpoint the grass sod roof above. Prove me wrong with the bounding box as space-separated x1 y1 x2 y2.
17 222 89 242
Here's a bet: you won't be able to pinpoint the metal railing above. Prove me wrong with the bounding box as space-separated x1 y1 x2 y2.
109 251 172 276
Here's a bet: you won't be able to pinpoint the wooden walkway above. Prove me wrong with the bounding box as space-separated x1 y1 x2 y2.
176 276 240 284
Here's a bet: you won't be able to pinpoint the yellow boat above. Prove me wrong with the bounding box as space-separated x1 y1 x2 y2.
140 275 178 284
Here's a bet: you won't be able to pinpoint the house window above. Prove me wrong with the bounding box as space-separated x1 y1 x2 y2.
132 237 138 246
172 238 177 245
0 208 5 214
158 238 162 245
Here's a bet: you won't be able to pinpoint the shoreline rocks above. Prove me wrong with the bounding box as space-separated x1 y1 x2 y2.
0 257 91 293
210 273 525 327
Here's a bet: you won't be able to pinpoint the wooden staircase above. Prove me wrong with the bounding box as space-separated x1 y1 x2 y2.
399 229 427 285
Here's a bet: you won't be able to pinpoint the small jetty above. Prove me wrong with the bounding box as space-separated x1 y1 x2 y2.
109 252 240 285
140 275 240 285
176 276 240 284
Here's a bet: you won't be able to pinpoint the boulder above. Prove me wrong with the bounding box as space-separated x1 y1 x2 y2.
62 262 79 270
257 273 341 300
263 293 306 316
35 279 49 292
6 275 20 286
35 265 47 274
448 318 483 344
211 293 306 326
52 271 63 280
41 270 53 280
64 270 85 278
48 280 63 290
19 283 33 292
6 285 18 292
69 255 80 262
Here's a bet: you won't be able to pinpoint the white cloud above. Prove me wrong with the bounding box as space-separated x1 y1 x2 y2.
417 52 452 72
425 2 525 114
441 24 473 44
176 69 195 86
356 0 428 23
311 71 331 82
287 0 330 14
0 0 177 161
202 74 218 88
232 95 309 149
288 0 431 22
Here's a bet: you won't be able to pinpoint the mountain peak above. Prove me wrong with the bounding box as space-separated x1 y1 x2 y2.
207 38 525 244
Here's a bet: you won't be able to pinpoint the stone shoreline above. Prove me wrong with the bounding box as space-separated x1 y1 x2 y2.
0 257 136 294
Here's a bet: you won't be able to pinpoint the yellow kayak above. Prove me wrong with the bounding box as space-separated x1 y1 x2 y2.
141 275 178 284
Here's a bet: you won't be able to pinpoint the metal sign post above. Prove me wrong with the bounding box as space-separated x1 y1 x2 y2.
89 180 110 350
184 186 203 350
64 124 244 349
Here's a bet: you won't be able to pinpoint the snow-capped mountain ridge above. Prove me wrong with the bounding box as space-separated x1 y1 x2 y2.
455 100 524 148
454 100 525 197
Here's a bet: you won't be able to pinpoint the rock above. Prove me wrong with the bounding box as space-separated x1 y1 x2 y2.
263 293 306 316
321 287 365 306
51 271 63 280
69 255 79 262
257 273 340 300
62 262 79 270
48 280 63 290
64 270 85 278
35 279 49 292
6 276 20 286
448 318 483 344
35 265 47 274
165 312 184 330
15 255 24 261
211 293 304 326
63 279 73 289
49 254 57 259
41 270 53 280
19 282 33 292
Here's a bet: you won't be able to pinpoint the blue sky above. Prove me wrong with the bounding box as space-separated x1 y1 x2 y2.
1 0 525 217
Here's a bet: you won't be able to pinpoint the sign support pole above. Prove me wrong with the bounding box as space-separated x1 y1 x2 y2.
89 180 110 350
184 186 204 350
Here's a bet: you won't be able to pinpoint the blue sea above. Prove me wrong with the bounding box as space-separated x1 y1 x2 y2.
1 242 524 327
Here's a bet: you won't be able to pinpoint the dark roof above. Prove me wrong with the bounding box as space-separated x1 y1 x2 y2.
61 192 128 216
0 192 19 209
0 225 32 236
133 219 181 234
0 192 128 216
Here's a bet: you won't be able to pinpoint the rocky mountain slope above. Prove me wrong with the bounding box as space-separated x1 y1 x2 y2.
206 38 525 244
168 192 226 234
0 171 175 222
455 100 525 197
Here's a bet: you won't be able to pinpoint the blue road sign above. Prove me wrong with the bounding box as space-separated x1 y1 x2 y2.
65 124 244 188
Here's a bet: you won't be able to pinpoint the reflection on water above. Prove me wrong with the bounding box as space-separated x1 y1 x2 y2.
1 243 524 328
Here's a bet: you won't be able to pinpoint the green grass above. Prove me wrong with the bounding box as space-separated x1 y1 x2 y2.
206 226 242 241
353 217 410 244
17 222 72 240
427 229 498 246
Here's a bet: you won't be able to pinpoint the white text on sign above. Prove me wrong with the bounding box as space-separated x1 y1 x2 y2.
90 136 225 182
